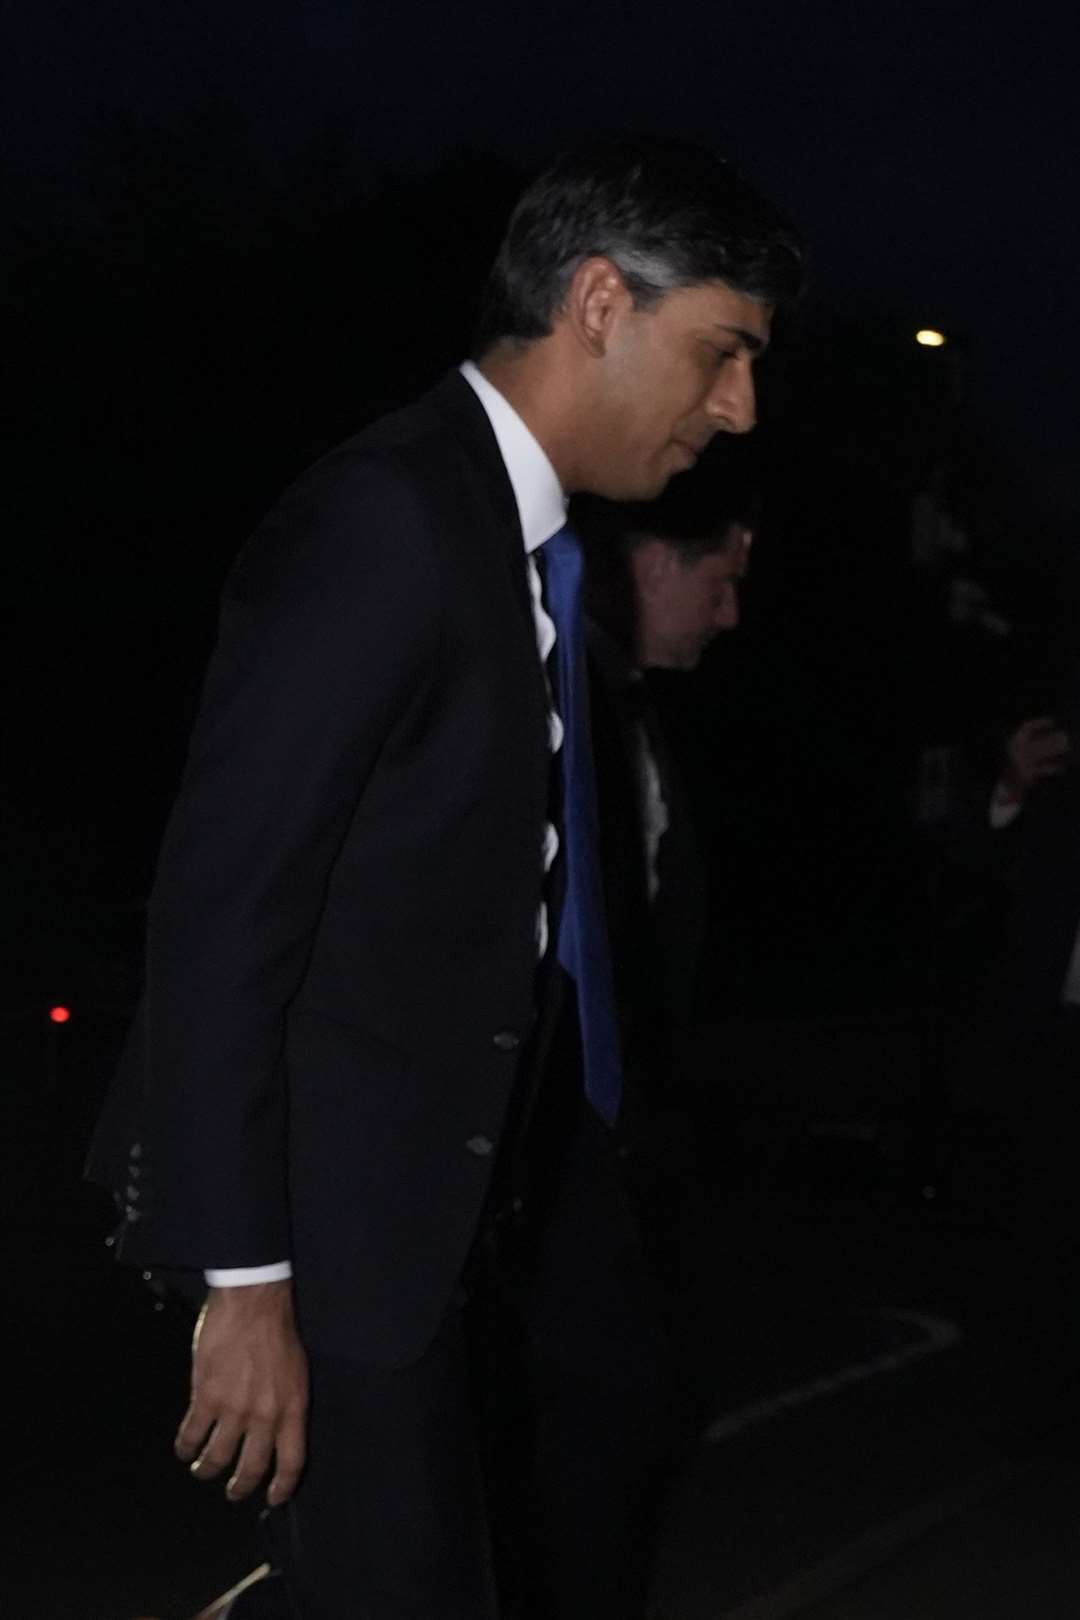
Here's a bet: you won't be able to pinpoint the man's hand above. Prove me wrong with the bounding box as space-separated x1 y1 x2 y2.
1001 716 1072 806
175 1280 309 1507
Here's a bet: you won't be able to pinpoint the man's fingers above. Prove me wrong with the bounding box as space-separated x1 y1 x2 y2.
178 1404 306 1503
266 1411 308 1507
225 1405 308 1504
1018 721 1068 754
175 1400 214 1462
225 1424 277 1502
1007 718 1071 797
1026 742 1069 775
189 1418 243 1482
176 1280 309 1503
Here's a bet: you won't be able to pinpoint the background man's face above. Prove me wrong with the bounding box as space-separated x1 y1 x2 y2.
590 284 770 500
634 524 752 669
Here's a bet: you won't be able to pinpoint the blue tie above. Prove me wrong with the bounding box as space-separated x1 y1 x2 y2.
541 526 623 1127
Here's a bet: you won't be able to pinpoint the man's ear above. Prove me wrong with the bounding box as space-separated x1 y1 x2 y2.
632 538 676 596
561 256 633 357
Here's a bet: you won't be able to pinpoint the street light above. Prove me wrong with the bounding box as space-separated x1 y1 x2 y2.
916 328 947 348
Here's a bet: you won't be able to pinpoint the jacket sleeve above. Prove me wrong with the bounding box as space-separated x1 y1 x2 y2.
136 454 442 1269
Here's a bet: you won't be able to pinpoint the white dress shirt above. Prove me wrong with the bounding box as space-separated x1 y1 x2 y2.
586 620 670 906
634 707 670 906
208 364 568 1287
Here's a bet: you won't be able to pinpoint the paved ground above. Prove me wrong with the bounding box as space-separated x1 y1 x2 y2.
785 1464 1080 1620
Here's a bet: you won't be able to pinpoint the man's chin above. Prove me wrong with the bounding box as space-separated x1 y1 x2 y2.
654 648 701 672
591 458 685 502
627 468 678 501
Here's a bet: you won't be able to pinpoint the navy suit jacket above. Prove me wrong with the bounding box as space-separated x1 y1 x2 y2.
587 635 706 1123
88 373 554 1365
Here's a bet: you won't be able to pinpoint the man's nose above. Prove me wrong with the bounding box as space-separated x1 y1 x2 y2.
707 366 756 435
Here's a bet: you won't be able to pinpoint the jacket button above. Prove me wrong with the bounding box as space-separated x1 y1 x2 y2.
124 1204 141 1224
125 1183 140 1203
492 1029 520 1052
465 1134 494 1157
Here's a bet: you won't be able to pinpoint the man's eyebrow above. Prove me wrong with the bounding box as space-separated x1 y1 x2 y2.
710 322 768 355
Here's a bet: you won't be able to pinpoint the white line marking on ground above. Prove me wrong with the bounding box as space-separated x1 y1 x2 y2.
704 1309 963 1445
715 1460 1028 1620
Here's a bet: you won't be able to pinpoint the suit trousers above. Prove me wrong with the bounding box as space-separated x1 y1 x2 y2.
254 1103 673 1620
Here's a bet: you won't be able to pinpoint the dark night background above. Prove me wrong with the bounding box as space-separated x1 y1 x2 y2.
5 0 1078 1012
4 3 1080 1615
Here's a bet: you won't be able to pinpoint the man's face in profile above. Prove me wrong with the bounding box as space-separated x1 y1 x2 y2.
634 523 752 670
590 283 771 501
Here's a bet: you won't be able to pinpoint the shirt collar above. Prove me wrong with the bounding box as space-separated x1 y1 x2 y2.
460 360 567 554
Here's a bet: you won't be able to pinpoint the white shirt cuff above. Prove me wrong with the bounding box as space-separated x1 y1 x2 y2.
204 1261 293 1287
988 783 1022 829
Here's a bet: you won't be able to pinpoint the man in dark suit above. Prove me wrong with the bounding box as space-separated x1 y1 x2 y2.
88 138 801 1618
580 474 753 1127
577 475 753 1426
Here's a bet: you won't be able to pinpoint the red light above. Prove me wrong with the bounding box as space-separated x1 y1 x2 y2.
49 1006 71 1024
